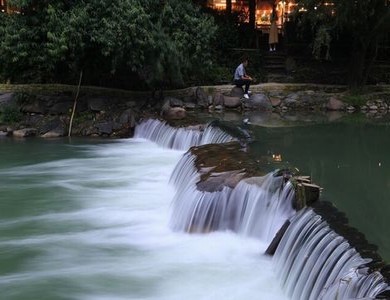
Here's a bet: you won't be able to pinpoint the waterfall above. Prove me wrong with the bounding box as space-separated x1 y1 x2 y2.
135 117 389 299
273 208 389 300
169 152 296 242
134 119 236 150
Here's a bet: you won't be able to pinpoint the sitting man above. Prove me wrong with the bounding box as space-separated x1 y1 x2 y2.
233 57 252 99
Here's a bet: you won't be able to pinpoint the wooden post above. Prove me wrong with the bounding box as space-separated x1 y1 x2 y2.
68 70 83 137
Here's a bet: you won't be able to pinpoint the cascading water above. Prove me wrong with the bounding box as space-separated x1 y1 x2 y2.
134 118 390 300
169 151 296 243
273 208 389 300
134 118 236 150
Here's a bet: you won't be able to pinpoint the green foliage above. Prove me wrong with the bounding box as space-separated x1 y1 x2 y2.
14 92 33 105
0 105 23 123
0 0 217 90
293 0 390 87
342 93 366 106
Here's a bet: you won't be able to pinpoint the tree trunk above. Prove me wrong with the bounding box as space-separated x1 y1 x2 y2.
249 0 256 29
226 0 232 15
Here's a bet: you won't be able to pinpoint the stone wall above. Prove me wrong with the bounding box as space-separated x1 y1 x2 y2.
1 83 390 138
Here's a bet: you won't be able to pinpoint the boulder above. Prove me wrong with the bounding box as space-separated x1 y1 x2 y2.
119 109 136 128
0 93 15 112
195 87 208 108
230 86 244 97
96 122 113 135
41 128 65 138
49 102 73 115
165 96 183 107
223 96 241 109
163 107 187 120
244 93 272 111
212 92 224 106
284 93 299 106
88 97 106 112
13 128 37 138
20 99 46 114
184 102 196 109
270 97 282 107
326 97 345 111
39 118 64 135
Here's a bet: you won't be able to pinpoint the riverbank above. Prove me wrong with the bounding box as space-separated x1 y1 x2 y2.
1 83 389 138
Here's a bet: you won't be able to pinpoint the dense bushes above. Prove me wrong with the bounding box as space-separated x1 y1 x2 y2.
0 0 217 90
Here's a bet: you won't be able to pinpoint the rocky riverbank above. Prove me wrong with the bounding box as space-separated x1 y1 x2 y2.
1 83 389 138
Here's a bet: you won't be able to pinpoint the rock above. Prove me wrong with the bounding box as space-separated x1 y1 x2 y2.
244 93 272 111
160 99 171 115
196 170 246 192
13 128 37 137
96 122 113 135
40 118 64 135
48 102 73 115
41 128 65 138
326 97 345 111
163 107 187 120
270 97 282 107
230 86 244 97
0 93 15 111
213 92 224 106
126 101 137 108
21 99 46 114
195 87 208 108
165 96 183 107
88 97 106 111
284 93 299 105
119 109 136 128
369 105 378 111
184 102 196 109
346 106 356 112
327 111 344 122
223 96 241 108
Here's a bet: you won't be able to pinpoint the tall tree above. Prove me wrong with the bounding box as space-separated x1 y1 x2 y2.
294 0 390 88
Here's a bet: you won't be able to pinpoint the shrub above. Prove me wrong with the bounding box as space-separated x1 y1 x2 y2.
0 106 23 124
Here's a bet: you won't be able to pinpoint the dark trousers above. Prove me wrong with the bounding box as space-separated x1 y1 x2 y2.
234 79 250 94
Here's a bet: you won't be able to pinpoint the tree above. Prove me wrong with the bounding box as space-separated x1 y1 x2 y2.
0 0 217 90
294 0 390 88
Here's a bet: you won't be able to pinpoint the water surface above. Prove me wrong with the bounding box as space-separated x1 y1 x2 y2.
0 137 286 300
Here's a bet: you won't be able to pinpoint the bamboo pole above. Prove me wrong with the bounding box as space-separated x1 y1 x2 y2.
68 70 83 137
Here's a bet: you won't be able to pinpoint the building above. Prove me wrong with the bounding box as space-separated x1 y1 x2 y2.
207 0 297 31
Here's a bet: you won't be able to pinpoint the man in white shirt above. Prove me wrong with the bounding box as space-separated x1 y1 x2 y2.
233 57 252 99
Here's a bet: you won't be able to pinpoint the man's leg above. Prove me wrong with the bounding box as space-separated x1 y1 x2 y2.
244 80 250 94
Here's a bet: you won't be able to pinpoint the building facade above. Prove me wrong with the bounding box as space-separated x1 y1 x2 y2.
207 0 297 30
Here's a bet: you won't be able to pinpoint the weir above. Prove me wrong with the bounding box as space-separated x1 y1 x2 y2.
134 118 237 150
135 118 390 300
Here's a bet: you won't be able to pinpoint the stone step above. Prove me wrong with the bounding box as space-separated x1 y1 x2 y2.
265 64 285 69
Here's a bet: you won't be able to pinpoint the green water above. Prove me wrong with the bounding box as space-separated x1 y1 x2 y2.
248 121 390 262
